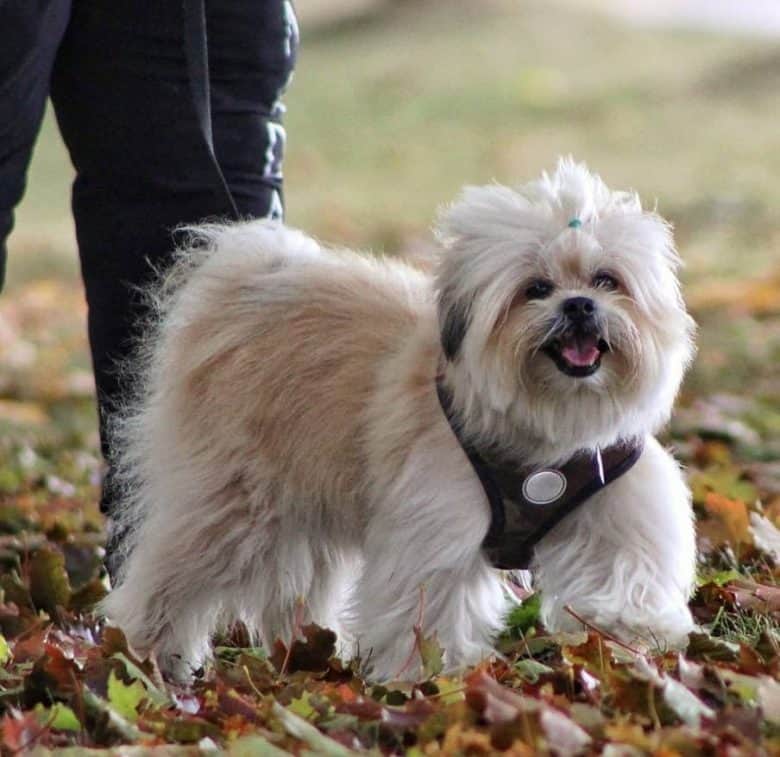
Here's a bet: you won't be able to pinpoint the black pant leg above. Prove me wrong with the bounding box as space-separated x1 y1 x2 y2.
0 0 71 290
49 0 238 514
206 0 298 218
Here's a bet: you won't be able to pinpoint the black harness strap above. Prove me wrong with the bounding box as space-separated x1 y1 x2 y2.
436 378 644 570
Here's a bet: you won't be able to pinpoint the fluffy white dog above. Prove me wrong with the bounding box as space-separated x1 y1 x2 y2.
101 158 697 682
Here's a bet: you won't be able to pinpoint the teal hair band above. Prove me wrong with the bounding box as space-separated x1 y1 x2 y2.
567 218 582 229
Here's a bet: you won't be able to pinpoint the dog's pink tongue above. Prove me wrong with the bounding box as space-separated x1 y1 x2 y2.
562 340 600 366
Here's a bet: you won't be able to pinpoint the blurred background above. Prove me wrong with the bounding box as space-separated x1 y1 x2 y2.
1 0 779 497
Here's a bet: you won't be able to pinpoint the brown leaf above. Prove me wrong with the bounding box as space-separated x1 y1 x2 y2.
217 684 259 722
380 699 435 730
11 627 51 664
749 512 780 561
99 625 160 683
270 623 337 674
727 579 780 616
700 492 751 552
562 632 613 675
465 671 531 725
23 643 80 705
69 577 107 612
686 631 739 662
440 722 514 755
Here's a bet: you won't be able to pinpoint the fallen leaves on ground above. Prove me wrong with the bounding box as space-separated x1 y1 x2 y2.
0 279 778 754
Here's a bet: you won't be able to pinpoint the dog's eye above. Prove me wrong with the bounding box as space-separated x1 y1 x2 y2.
525 279 555 300
592 272 619 291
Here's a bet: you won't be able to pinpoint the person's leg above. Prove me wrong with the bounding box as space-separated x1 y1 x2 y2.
51 2 235 492
0 0 71 290
206 0 298 219
50 0 296 576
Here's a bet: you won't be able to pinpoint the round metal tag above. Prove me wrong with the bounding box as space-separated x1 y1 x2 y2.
522 469 567 505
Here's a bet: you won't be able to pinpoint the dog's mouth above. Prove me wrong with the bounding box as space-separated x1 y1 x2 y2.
542 333 610 378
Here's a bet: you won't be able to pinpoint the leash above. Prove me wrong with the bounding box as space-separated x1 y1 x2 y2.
182 0 240 220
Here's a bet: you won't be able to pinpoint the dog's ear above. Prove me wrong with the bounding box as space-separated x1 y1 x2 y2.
439 287 471 361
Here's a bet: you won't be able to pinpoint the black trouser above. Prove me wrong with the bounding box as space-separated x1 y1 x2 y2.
0 0 297 514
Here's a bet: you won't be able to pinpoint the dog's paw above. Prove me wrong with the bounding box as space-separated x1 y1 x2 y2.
544 600 694 651
619 605 694 652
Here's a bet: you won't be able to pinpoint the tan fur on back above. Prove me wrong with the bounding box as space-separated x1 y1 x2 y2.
155 240 439 535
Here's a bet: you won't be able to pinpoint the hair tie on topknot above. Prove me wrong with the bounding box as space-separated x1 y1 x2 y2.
567 218 582 229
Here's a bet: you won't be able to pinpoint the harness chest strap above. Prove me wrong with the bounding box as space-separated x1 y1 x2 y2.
435 378 644 570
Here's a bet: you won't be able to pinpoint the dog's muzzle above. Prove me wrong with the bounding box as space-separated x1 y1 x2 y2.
542 298 609 378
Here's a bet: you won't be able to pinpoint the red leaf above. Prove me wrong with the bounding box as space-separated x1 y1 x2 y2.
1 709 44 752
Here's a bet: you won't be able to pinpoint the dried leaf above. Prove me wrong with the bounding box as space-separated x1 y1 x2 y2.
662 676 716 727
270 623 337 674
466 671 535 725
29 547 71 614
539 706 592 755
758 677 780 724
749 512 780 560
272 701 359 756
686 632 739 662
1 709 43 752
702 492 751 549
727 580 780 616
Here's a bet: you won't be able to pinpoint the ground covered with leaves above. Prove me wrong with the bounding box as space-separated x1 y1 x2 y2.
0 281 779 755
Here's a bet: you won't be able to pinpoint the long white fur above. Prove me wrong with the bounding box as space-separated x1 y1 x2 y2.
101 158 697 682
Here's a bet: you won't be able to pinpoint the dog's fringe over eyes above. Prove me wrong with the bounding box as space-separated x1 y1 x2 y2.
100 157 697 683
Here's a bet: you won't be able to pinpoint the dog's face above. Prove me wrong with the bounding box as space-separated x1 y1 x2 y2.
436 159 695 452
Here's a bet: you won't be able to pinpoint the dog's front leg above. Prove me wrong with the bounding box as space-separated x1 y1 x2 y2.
347 444 509 682
532 436 696 649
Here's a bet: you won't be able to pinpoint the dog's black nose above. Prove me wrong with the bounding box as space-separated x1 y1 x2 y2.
562 296 596 321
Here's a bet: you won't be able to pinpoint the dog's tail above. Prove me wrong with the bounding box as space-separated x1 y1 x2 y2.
152 219 322 308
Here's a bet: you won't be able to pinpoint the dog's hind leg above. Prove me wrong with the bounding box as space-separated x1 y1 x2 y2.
101 527 227 682
101 477 282 681
236 529 355 661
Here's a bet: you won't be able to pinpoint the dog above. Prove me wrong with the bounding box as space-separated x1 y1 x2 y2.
101 158 697 682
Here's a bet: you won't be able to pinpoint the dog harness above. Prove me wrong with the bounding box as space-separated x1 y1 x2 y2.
435 378 644 570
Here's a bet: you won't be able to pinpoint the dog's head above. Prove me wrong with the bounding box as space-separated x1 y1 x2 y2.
435 158 695 453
